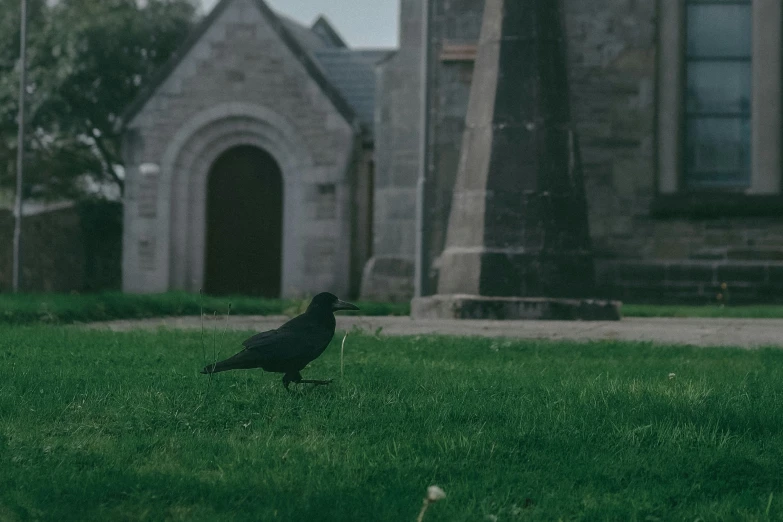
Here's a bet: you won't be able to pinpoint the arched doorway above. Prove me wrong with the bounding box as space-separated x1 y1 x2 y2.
205 145 283 296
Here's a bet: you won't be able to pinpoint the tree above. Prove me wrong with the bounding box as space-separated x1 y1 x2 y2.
0 0 198 200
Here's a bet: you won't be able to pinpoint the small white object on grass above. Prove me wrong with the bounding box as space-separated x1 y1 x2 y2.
417 485 447 522
340 331 348 378
427 485 446 502
668 373 676 380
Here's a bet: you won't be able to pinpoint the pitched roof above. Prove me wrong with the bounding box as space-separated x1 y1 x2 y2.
118 0 359 132
271 14 390 136
278 14 332 51
314 49 394 137
311 16 347 49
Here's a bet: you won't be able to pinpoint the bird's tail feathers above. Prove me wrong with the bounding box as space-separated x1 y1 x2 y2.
200 350 259 374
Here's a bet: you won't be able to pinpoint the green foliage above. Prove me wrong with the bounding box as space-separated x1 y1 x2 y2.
0 292 410 324
0 330 782 520
0 0 197 199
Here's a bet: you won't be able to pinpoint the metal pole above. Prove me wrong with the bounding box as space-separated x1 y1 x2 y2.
414 0 431 298
12 0 27 293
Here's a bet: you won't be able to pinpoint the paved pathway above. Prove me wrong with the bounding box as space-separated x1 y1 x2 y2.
83 315 783 348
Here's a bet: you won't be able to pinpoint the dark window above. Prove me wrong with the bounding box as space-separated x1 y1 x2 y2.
684 0 752 190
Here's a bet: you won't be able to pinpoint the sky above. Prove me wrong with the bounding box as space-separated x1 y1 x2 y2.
200 0 399 48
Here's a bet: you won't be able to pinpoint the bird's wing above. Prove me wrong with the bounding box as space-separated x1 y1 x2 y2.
240 315 333 361
241 329 281 349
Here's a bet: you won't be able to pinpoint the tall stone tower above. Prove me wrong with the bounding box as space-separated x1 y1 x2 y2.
413 0 619 320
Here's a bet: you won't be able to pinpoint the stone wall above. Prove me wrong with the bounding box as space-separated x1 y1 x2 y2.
419 0 660 285
564 0 657 260
425 0 484 293
565 0 783 302
349 146 375 297
369 0 783 303
360 0 423 301
0 202 121 293
597 260 783 305
123 0 357 297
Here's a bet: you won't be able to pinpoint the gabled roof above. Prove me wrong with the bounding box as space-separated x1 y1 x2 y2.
278 14 332 51
269 14 390 136
311 16 347 49
315 49 394 137
118 0 359 132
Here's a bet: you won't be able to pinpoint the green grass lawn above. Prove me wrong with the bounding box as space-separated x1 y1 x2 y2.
0 292 409 325
1 326 782 521
4 292 783 325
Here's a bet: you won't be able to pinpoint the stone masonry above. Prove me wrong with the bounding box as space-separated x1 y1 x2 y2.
118 0 783 303
435 0 594 298
564 0 783 303
371 0 783 304
122 0 358 297
360 0 424 302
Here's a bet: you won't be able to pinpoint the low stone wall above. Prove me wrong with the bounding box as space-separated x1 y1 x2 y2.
597 260 783 304
0 201 121 293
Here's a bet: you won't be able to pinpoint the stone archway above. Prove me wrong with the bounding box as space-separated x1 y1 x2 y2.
136 102 353 297
204 145 283 296
160 104 314 295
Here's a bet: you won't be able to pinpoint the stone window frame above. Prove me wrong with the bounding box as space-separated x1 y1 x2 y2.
654 0 783 216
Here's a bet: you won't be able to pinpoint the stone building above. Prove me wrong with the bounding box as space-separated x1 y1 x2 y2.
122 0 783 303
119 0 389 297
363 0 783 304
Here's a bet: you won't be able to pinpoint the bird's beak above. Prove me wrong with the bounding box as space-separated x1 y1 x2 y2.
332 299 359 311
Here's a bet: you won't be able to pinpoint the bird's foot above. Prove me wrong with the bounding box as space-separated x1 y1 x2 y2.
283 372 302 391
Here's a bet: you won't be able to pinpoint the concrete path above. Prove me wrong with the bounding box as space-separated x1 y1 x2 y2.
83 315 783 349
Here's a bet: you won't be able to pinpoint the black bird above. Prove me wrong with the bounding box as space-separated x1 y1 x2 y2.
200 292 359 389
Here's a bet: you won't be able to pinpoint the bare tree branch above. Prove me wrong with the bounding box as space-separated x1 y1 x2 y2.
89 128 124 194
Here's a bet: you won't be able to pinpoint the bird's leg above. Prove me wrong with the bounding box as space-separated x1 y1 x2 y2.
283 371 302 391
298 379 333 386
